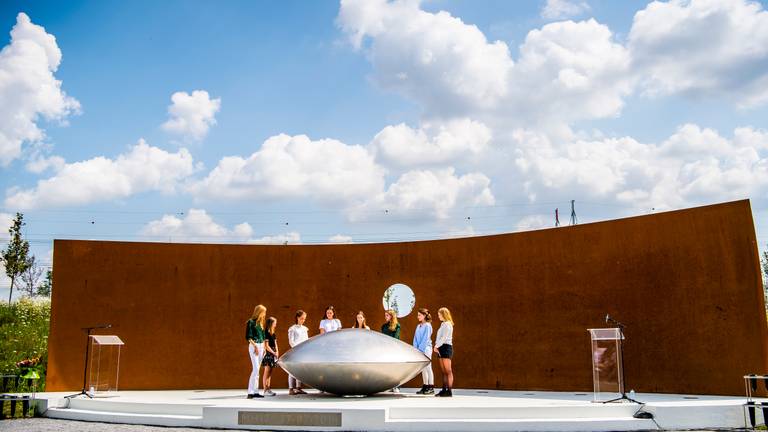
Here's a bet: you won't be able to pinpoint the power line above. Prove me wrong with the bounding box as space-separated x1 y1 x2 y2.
1 200 638 217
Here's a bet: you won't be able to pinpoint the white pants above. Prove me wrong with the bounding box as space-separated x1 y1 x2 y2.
421 349 434 385
288 375 302 389
248 344 264 394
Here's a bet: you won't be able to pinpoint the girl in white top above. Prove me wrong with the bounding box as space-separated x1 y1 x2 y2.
319 305 342 333
433 307 454 397
287 310 309 395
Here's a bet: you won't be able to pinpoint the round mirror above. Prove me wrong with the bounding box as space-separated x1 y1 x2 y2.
382 283 415 318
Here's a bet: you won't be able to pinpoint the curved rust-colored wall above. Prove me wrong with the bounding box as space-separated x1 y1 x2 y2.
47 200 767 395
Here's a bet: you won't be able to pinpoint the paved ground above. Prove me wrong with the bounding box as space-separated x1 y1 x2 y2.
0 418 248 431
0 418 729 432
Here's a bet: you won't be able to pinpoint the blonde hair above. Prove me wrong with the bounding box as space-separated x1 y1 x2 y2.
385 309 399 331
251 304 267 329
438 307 454 326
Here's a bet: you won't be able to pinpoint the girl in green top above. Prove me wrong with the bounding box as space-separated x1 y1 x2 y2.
246 304 266 399
381 309 401 393
381 309 401 338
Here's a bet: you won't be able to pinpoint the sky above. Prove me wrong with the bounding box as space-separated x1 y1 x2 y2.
1 0 768 300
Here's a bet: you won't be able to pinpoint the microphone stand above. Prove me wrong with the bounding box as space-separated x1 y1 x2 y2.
65 325 112 399
604 316 641 404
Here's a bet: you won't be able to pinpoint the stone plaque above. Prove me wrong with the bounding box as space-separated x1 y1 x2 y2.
238 411 342 427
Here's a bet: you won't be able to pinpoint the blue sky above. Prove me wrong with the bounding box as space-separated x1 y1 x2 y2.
1 0 768 299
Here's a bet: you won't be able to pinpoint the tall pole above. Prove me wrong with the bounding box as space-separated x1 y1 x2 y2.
569 200 577 225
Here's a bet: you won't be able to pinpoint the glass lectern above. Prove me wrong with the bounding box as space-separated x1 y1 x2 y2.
87 335 124 396
588 328 623 402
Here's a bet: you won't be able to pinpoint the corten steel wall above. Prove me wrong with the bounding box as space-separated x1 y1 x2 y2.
47 200 767 395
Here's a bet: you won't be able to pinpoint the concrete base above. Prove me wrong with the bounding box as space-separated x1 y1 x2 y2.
32 389 759 431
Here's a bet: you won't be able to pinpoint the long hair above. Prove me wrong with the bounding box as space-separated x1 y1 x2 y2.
325 305 336 320
418 307 432 323
438 307 454 326
265 316 277 335
251 304 267 329
295 309 306 324
385 309 398 331
353 311 368 328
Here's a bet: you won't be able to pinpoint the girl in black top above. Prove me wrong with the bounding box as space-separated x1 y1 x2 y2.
261 317 279 396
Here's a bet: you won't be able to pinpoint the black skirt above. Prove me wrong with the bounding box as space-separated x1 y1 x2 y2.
262 352 277 367
437 344 453 359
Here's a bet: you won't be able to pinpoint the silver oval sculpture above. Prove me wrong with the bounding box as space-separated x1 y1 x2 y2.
278 328 430 396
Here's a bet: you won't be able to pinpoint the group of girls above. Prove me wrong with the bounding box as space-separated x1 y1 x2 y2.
245 304 455 398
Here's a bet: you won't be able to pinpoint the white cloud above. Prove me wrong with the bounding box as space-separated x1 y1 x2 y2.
511 124 768 211
328 234 353 243
340 0 768 136
0 212 12 241
25 154 65 174
338 0 514 115
141 209 302 244
656 124 768 205
5 139 196 209
141 209 253 243
338 1 630 125
511 19 631 124
445 225 476 238
191 133 385 204
629 0 768 107
161 90 221 141
541 0 591 20
0 13 80 166
190 131 501 224
370 118 492 168
516 215 551 231
249 232 301 245
348 168 495 221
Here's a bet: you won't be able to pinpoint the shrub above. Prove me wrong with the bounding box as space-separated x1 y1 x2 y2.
0 298 50 391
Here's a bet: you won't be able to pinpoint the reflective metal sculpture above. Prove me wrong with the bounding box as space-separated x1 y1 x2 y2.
278 328 430 396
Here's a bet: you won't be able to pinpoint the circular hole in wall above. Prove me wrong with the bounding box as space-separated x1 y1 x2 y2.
382 283 416 318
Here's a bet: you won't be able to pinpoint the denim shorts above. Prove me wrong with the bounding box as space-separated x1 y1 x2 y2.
437 344 453 359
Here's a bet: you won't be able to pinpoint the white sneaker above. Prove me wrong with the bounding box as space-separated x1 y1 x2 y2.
393 387 400 393
264 390 276 397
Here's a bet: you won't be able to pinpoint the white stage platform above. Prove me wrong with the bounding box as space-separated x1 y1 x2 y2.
33 389 758 431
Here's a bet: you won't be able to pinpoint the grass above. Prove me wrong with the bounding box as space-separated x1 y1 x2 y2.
0 297 50 418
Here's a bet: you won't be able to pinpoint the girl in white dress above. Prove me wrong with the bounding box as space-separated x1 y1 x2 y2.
287 310 309 395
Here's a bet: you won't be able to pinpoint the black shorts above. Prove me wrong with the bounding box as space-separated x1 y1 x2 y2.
437 344 453 359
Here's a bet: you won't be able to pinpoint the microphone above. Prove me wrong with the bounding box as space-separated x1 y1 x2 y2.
81 324 113 331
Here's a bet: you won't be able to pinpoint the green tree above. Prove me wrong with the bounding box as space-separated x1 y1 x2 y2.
37 269 52 297
762 246 768 312
383 286 393 309
19 255 43 298
762 247 768 286
1 213 31 303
